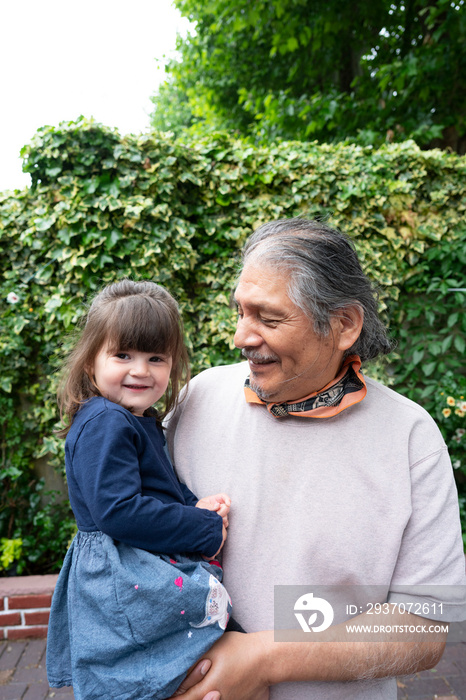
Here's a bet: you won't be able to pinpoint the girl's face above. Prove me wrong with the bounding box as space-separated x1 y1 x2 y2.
90 342 173 416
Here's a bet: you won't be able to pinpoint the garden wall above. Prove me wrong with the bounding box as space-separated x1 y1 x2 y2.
0 575 57 639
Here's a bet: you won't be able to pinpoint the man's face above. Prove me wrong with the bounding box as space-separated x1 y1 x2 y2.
233 263 347 404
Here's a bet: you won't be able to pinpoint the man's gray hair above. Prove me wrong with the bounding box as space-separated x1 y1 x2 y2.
242 218 393 362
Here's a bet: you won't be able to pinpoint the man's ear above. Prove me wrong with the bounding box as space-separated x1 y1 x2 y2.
333 305 364 352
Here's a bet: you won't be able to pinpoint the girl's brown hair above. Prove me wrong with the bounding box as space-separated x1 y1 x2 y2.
57 279 190 435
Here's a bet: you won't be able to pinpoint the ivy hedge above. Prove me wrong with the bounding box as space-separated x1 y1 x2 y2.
1 118 465 574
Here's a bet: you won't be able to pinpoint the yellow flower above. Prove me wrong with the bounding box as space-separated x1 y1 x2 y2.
442 408 452 418
455 410 465 418
446 396 456 406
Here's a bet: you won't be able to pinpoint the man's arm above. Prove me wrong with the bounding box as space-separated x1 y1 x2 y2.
269 608 446 683
174 609 447 700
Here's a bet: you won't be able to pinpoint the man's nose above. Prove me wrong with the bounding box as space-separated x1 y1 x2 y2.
233 317 263 349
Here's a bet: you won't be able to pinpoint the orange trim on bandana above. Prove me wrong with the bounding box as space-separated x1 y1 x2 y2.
244 355 366 418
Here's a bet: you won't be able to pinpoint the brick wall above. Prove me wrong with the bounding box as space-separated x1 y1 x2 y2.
0 575 58 640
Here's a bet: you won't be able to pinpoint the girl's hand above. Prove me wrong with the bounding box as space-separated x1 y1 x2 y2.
203 524 227 560
212 524 227 557
196 493 231 526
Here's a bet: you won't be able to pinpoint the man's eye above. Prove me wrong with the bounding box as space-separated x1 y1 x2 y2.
261 318 278 325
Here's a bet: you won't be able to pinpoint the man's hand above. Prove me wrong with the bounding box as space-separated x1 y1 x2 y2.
171 659 213 697
170 632 271 700
170 609 446 699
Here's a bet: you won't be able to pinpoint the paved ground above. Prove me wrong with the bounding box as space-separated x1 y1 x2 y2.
0 636 465 700
396 641 466 699
0 639 72 700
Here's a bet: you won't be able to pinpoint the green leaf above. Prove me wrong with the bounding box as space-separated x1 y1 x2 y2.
286 36 299 52
441 336 453 353
423 362 437 377
34 215 56 232
0 377 12 392
454 336 465 354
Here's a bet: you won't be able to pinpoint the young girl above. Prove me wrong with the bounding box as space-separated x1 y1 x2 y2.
46 279 237 700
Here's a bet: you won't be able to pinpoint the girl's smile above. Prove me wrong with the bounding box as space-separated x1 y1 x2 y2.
90 344 173 415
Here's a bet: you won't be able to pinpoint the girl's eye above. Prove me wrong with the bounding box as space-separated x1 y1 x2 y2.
115 352 129 360
149 356 162 363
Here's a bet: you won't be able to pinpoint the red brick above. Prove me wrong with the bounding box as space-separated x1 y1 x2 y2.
0 611 22 626
0 574 58 598
6 626 48 640
8 595 52 610
0 597 4 611
24 611 50 626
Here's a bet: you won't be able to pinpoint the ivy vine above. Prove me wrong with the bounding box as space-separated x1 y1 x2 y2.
1 118 465 573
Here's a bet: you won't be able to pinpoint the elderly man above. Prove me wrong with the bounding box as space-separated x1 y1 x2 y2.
167 218 466 700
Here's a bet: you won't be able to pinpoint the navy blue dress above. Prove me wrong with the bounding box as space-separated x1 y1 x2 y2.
46 397 231 700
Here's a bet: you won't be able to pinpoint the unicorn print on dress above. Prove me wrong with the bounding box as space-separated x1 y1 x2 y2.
190 574 232 630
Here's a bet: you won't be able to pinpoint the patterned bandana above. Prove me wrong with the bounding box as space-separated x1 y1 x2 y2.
244 354 366 418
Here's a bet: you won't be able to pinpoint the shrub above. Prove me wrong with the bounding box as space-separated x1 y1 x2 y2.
1 119 464 573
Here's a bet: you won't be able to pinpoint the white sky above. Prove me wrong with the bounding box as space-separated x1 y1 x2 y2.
0 0 192 192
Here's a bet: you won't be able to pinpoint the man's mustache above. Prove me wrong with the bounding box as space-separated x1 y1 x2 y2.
241 349 279 364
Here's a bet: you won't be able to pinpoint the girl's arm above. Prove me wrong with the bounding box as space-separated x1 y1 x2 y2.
68 408 223 556
178 481 200 507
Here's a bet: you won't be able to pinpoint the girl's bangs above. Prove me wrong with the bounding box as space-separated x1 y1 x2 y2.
105 296 179 356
